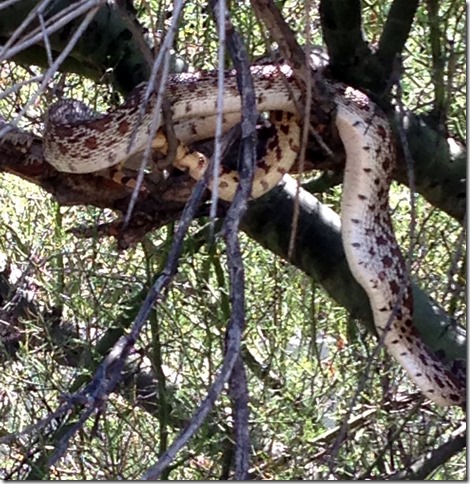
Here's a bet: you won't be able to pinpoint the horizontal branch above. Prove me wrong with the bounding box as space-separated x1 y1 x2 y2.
242 176 466 362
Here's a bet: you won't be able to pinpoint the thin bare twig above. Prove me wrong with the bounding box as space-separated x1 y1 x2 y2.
287 2 313 260
0 0 28 10
228 357 251 479
123 0 186 226
208 0 227 227
0 75 44 102
0 0 102 62
215 4 258 479
0 0 52 59
388 423 467 480
0 3 102 139
45 166 212 470
0 402 75 446
38 11 54 67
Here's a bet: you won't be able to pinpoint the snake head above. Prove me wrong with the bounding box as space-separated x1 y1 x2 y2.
45 99 96 128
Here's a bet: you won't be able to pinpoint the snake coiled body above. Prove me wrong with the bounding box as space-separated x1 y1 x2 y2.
44 65 302 200
43 65 465 406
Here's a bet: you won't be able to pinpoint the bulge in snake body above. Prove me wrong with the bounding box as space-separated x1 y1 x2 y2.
43 64 466 406
43 65 303 177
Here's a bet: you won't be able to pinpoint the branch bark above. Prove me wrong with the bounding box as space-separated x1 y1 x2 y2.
377 0 420 75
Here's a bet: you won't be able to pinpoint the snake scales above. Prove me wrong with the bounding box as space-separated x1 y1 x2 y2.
43 64 465 406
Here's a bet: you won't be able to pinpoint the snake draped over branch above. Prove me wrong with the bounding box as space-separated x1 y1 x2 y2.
43 63 466 407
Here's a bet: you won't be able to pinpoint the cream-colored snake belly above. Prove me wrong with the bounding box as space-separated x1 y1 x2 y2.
43 65 465 406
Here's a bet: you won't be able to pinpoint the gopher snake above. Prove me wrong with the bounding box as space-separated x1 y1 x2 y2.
43 64 465 406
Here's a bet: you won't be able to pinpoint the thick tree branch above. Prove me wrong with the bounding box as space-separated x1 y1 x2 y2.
393 113 466 223
242 176 466 363
319 0 369 65
377 0 419 75
0 0 151 94
318 0 387 93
